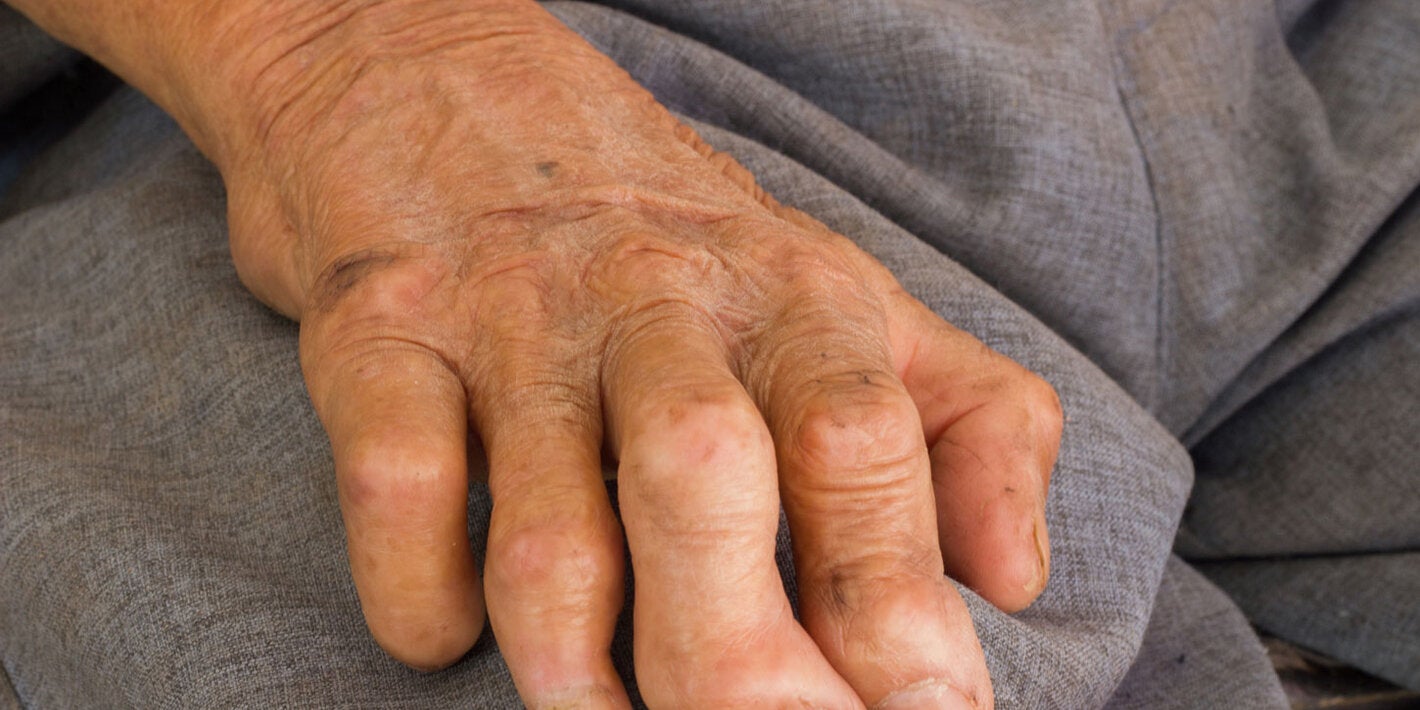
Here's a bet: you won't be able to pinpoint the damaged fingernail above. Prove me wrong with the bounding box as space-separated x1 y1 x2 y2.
1027 519 1050 594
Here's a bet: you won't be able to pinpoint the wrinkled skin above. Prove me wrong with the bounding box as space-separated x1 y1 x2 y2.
187 1 1064 708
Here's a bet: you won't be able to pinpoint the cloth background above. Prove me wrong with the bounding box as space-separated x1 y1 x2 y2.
1 0 1416 707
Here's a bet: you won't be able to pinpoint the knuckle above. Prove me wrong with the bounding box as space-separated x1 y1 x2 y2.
593 232 710 294
619 384 777 536
466 251 559 320
339 442 457 517
309 248 450 318
777 249 861 292
751 253 872 323
631 384 769 473
488 504 618 592
812 556 948 626
791 375 922 477
966 363 1064 455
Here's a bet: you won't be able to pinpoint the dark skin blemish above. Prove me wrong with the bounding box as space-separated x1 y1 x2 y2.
311 251 400 312
536 161 559 178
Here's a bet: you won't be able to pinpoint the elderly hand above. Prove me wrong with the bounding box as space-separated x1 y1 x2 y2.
138 1 1061 707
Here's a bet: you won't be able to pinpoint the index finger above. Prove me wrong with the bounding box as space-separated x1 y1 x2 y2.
302 308 484 670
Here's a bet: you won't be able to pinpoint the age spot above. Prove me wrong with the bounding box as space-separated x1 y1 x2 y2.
535 161 559 178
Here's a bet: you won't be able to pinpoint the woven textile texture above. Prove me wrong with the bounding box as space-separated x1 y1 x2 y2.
2 1 1416 707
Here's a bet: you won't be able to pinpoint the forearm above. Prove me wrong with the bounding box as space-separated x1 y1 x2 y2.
7 0 253 156
3 0 574 170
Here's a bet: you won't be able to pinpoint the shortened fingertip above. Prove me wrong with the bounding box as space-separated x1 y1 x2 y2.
963 520 1049 614
381 627 483 673
370 601 487 672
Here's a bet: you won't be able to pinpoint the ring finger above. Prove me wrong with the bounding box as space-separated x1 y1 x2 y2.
602 302 860 709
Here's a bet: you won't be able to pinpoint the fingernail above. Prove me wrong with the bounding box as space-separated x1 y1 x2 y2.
874 679 977 710
1028 518 1049 594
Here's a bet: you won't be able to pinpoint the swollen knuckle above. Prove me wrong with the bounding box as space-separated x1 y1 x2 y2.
489 514 615 591
633 386 768 472
792 378 921 474
340 445 453 516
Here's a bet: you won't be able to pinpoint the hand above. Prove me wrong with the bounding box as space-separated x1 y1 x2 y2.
209 1 1062 707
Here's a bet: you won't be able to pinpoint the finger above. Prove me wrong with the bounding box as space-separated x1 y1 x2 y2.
750 290 992 710
302 315 483 670
603 305 860 709
474 342 631 709
892 296 1062 613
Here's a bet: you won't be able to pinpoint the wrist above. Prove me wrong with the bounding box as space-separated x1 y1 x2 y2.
179 0 580 175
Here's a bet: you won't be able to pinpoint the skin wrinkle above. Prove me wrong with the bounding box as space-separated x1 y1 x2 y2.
922 397 993 447
308 344 469 462
251 10 557 154
6 0 1064 702
873 678 980 710
309 249 401 312
306 273 468 361
228 2 358 129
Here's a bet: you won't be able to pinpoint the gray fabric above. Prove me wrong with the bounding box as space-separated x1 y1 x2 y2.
1103 557 1283 710
0 665 20 710
1200 553 1420 690
1 0 1416 706
1181 295 1420 560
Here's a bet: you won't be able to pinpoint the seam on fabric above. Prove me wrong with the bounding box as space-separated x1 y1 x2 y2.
0 658 24 710
1095 1 1168 415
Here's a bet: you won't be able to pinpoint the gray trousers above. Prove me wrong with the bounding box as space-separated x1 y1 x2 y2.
2 1 1417 707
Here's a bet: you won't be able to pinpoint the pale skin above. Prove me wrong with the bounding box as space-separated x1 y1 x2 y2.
11 0 1063 707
